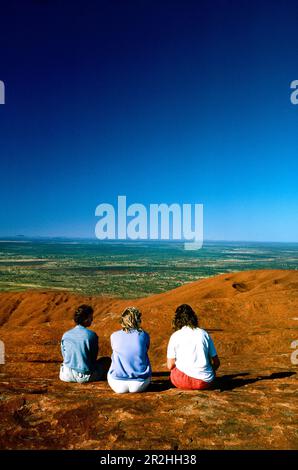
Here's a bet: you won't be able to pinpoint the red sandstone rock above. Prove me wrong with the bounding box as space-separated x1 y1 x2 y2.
0 270 297 449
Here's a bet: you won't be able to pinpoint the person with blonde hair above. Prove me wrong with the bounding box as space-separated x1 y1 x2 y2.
107 307 152 393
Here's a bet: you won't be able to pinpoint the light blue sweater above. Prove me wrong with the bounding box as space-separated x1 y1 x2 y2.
61 325 98 374
109 329 151 381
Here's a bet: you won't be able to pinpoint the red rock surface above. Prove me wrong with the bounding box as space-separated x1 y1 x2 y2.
0 269 297 449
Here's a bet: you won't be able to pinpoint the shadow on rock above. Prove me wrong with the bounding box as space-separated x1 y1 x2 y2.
147 371 173 392
152 371 170 378
148 379 173 392
216 371 296 392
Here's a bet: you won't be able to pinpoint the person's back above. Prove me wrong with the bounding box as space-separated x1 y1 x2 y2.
109 329 151 380
61 324 98 374
107 306 152 393
168 326 215 383
167 304 220 390
60 304 103 383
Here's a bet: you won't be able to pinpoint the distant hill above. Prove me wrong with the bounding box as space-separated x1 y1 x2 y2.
0 269 297 368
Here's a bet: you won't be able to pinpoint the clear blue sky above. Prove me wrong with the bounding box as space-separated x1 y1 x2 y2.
0 0 298 241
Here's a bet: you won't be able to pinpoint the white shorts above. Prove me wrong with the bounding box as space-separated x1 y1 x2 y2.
107 373 151 394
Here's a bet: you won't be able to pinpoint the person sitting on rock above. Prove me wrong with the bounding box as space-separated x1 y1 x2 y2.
167 304 220 390
107 307 152 393
60 304 110 383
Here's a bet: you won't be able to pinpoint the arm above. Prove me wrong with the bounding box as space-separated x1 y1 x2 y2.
210 355 220 371
60 338 65 360
207 333 219 371
91 334 99 362
167 358 176 370
166 334 176 370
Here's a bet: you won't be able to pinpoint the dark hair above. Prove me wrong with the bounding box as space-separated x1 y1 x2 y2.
172 304 198 331
74 304 94 325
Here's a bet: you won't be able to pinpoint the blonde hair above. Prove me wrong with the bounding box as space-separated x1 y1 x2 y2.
120 307 142 333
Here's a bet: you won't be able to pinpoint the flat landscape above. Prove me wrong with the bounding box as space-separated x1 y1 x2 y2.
0 269 297 449
1 240 298 297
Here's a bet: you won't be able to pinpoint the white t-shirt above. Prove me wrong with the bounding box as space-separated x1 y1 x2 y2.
167 326 217 382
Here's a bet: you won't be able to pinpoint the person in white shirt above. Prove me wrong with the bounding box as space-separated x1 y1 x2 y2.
167 304 220 390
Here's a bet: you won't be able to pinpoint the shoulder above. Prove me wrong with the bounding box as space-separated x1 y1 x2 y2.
174 327 203 339
111 329 123 340
141 330 150 338
88 329 98 338
169 329 181 342
126 329 149 339
200 328 210 337
111 329 122 336
199 328 212 341
141 330 150 344
83 327 98 341
62 327 75 339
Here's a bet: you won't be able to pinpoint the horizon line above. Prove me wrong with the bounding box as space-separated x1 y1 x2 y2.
0 236 297 244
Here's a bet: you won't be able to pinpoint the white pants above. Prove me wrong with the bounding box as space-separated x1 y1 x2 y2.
107 373 151 394
60 358 110 383
60 364 91 383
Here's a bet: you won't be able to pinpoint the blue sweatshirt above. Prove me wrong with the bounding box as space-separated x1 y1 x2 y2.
109 329 151 381
61 325 98 374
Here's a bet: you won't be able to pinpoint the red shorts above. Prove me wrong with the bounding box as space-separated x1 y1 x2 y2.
170 367 214 390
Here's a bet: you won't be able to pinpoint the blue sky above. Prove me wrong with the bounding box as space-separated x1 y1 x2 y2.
0 0 298 241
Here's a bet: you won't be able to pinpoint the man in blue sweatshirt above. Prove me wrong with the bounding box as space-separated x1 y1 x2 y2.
60 304 109 383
